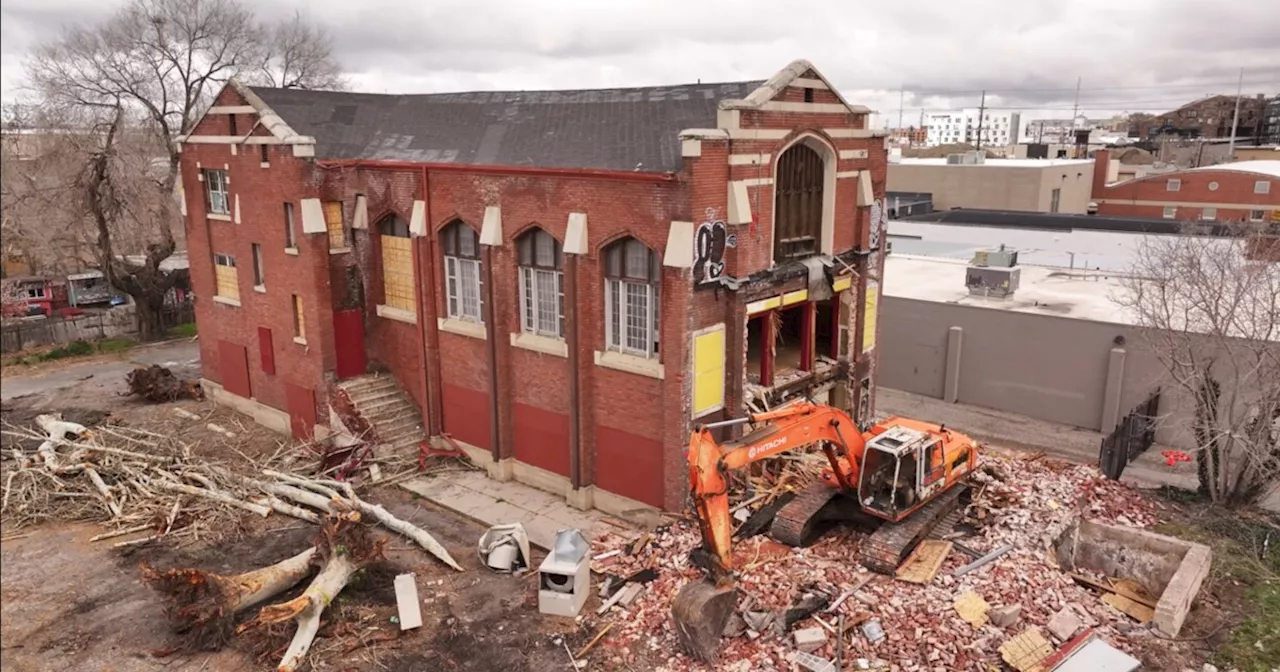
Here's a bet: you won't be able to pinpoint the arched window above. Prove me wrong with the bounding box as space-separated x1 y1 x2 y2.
516 228 564 338
378 215 414 314
440 219 483 322
603 237 660 358
773 142 825 263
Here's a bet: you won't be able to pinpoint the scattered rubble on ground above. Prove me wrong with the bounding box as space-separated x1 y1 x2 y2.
584 450 1189 671
125 364 205 402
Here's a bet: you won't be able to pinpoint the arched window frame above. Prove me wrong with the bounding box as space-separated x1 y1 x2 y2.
440 220 483 323
602 237 660 359
515 228 564 338
378 215 415 314
771 134 836 265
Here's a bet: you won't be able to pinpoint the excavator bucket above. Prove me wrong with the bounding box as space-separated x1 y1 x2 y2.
670 579 739 663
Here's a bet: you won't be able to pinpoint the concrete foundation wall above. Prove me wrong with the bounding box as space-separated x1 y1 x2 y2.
878 295 1266 449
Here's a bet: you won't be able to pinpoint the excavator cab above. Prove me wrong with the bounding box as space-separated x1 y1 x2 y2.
857 425 940 521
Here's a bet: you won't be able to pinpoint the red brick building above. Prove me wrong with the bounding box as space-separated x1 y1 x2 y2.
1091 151 1280 223
178 60 890 514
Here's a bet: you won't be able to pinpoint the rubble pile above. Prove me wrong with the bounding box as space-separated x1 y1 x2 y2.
589 452 1169 671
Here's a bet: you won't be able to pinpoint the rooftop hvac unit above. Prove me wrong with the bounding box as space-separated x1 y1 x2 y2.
966 244 1020 298
970 244 1018 268
967 151 986 165
946 153 965 165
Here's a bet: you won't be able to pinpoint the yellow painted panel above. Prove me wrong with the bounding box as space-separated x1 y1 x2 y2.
692 327 726 416
862 283 878 353
782 289 808 306
746 296 782 315
832 275 852 292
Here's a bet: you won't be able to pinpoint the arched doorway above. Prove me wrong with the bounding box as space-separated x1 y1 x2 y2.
773 142 826 263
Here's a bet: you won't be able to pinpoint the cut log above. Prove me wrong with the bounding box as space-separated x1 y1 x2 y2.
142 546 318 650
253 511 384 672
151 480 271 517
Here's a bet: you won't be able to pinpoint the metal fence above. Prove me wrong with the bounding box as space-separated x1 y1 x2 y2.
1098 389 1162 480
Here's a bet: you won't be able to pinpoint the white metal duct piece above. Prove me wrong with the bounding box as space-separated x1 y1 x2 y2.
477 522 531 573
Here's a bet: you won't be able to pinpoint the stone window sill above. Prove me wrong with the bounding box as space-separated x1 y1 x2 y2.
253 284 266 294
260 162 270 168
594 350 664 380
212 295 241 307
293 336 307 345
511 332 567 357
437 317 486 340
208 213 232 222
377 304 417 324
284 247 299 256
329 247 352 255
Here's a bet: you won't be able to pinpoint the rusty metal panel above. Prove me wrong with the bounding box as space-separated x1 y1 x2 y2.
333 308 367 380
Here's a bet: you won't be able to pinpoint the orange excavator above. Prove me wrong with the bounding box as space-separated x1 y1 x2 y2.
671 402 979 662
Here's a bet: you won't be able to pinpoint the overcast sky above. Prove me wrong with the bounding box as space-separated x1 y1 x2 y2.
3 0 1279 125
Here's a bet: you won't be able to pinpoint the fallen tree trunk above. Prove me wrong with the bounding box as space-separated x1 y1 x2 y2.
125 365 205 403
253 511 384 671
142 546 318 650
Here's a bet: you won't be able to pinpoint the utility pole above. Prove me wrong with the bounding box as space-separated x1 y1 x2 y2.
1228 67 1244 155
1070 76 1081 120
975 90 987 150
898 86 905 130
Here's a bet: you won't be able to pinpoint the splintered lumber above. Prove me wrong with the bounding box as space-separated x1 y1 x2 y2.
254 512 384 672
142 546 318 650
953 544 1013 577
895 540 953 584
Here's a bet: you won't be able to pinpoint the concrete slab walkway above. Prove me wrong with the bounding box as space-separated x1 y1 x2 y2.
400 471 623 551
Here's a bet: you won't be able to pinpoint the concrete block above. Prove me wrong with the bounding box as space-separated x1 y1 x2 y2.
793 626 827 652
1047 608 1081 641
990 604 1022 628
393 573 423 630
564 485 595 511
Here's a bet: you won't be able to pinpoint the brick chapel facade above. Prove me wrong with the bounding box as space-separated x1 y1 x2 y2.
178 60 891 514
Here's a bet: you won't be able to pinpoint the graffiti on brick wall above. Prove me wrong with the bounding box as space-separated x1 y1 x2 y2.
694 207 737 284
869 198 888 277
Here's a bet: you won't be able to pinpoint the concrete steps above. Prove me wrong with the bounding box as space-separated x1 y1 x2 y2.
337 374 425 456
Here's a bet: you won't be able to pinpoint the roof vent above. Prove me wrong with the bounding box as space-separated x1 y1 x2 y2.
966 244 1020 298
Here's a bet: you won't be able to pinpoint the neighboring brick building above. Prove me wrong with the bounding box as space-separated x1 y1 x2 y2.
177 60 890 514
1091 150 1280 223
1129 94 1268 141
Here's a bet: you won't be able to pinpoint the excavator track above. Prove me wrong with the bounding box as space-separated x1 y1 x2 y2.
770 482 874 547
859 484 970 575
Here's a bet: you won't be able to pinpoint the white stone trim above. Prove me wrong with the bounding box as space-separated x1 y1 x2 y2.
230 144 237 156
212 295 241 307
737 177 773 187
181 135 314 145
825 128 890 139
352 195 369 229
300 198 326 234
377 304 417 324
292 144 315 158
510 332 568 357
839 149 869 160
664 221 694 268
565 212 588 255
719 59 867 117
716 109 741 129
681 139 702 158
208 213 232 222
729 153 771 165
208 105 257 114
857 171 874 206
791 78 829 89
293 336 308 346
260 161 270 168
837 170 862 179
480 205 503 246
409 200 427 237
1095 198 1276 210
328 247 352 255
727 181 754 225
253 284 266 294
594 350 664 380
284 247 299 256
233 194 242 224
438 317 487 340
758 101 867 114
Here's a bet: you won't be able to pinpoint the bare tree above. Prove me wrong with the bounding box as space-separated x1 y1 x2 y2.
1118 226 1280 506
22 0 343 340
255 11 348 91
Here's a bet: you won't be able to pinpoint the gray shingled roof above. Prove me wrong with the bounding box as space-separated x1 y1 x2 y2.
252 81 765 172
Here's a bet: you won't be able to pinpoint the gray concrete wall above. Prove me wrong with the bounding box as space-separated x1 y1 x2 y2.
877 295 1268 450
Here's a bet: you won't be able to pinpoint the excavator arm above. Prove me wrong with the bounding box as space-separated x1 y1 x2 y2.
685 402 866 581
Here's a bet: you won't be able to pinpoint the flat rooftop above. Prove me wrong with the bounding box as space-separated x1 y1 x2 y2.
882 253 1136 324
894 158 1094 168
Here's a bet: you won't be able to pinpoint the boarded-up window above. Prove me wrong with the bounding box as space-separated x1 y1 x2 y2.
292 295 306 341
214 253 239 300
774 143 824 263
379 216 415 313
323 201 345 249
691 324 726 417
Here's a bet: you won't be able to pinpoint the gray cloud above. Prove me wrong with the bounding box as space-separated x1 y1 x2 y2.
3 0 1279 125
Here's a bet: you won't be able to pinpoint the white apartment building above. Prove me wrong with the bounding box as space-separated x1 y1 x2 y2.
925 109 1023 148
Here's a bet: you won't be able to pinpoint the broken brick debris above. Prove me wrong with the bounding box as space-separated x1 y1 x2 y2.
584 452 1167 670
